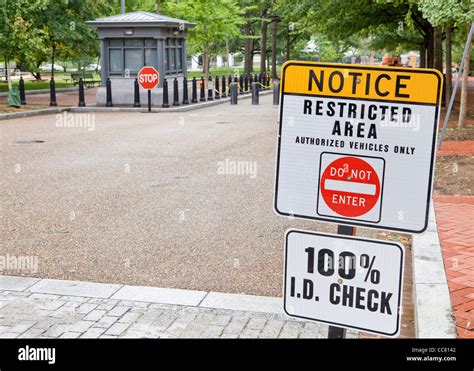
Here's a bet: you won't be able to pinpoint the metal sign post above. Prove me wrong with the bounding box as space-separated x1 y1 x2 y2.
327 224 354 339
148 89 151 112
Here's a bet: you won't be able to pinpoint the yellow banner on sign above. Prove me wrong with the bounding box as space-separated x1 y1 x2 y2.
281 62 442 105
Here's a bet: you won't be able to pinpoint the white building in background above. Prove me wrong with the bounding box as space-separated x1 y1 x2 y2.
188 53 240 71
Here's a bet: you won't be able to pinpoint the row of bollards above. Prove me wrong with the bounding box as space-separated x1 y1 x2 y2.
18 76 89 107
118 73 273 109
26 72 278 108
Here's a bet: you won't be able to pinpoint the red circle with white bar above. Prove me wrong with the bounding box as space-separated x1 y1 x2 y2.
320 156 381 217
138 66 159 90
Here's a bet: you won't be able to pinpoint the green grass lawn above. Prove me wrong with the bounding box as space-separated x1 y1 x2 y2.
0 72 101 93
187 65 282 79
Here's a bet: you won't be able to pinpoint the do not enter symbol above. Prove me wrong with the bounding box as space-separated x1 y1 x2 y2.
320 156 381 217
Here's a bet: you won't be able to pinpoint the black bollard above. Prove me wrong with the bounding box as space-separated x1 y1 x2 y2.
221 75 227 98
172 77 180 106
19 76 26 105
182 77 189 104
214 76 220 99
273 80 280 105
199 77 206 102
50 78 57 106
258 72 263 91
244 73 249 93
78 78 86 107
239 74 243 94
230 82 238 105
105 78 113 107
207 76 213 101
251 82 259 105
228 75 232 90
162 78 169 108
133 78 141 107
191 77 198 103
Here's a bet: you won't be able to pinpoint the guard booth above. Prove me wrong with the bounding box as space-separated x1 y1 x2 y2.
87 11 195 105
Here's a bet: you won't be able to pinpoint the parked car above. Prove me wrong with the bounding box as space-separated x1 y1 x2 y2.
84 64 101 72
41 64 63 71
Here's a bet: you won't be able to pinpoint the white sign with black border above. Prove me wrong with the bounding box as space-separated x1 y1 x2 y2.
284 229 405 337
274 61 443 233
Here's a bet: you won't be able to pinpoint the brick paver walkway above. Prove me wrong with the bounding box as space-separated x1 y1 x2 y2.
434 195 474 338
0 275 415 339
0 291 327 339
0 277 330 339
437 141 474 157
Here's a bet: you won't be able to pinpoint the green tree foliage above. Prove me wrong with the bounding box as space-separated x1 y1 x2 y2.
1 0 110 80
0 0 48 85
418 0 472 28
163 0 245 78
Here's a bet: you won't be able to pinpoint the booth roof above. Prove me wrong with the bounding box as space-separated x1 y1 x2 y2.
87 11 195 28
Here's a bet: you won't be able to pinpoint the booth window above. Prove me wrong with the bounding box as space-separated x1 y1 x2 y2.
108 38 157 76
164 38 184 75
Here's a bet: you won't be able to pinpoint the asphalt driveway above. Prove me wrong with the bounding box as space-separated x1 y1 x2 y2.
1 95 383 296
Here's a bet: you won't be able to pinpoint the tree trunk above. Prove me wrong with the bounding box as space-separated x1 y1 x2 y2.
433 27 443 73
271 17 278 79
260 17 268 72
426 27 434 68
51 43 56 79
458 23 472 128
419 43 426 68
5 57 12 90
445 27 453 105
286 27 291 61
203 43 209 82
244 22 253 74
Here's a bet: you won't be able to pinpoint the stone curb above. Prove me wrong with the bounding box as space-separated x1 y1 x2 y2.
412 202 457 338
0 275 284 316
0 107 70 121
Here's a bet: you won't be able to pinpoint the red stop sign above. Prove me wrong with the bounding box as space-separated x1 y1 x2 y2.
320 156 381 217
138 66 159 90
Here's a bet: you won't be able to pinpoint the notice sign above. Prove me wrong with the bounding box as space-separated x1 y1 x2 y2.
274 62 442 233
284 229 405 337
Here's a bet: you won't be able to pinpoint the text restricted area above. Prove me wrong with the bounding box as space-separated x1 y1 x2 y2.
274 61 442 233
284 229 405 337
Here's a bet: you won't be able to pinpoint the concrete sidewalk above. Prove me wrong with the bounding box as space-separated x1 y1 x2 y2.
0 275 330 339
